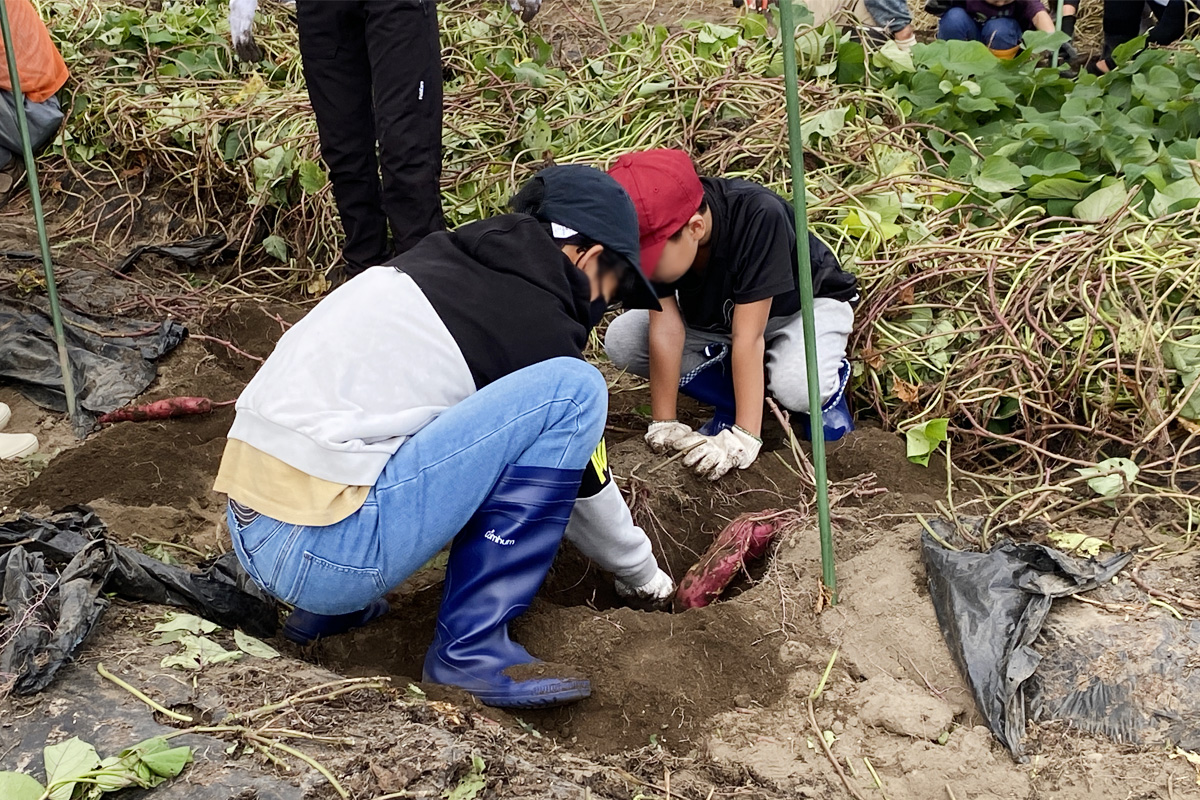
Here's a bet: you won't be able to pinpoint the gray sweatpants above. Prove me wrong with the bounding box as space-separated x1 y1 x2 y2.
604 298 855 414
0 92 63 170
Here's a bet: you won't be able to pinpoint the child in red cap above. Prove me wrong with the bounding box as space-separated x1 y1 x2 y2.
607 149 859 481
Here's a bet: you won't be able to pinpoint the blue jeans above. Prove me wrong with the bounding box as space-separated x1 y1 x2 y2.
937 7 1023 50
226 357 607 616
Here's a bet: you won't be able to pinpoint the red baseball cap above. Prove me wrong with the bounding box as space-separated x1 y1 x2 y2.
608 150 705 282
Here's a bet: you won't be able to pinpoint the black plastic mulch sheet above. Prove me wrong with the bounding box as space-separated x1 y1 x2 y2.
0 297 186 427
921 519 1133 759
0 507 277 695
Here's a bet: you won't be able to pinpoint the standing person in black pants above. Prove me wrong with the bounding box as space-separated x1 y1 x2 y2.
1093 0 1197 72
228 0 541 279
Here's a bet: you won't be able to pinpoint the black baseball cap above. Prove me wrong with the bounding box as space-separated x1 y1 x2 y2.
515 164 661 311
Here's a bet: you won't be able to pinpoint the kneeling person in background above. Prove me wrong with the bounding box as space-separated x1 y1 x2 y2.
214 165 672 709
936 0 1057 58
605 150 860 483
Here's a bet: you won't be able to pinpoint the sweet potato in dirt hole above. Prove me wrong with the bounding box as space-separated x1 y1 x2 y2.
673 511 783 610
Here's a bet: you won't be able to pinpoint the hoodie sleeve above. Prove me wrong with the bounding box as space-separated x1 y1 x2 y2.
564 464 661 588
229 0 258 48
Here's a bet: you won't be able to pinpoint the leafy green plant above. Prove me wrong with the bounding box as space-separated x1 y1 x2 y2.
859 33 1200 219
0 736 191 800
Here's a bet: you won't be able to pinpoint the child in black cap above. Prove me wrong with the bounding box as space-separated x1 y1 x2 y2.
214 165 671 709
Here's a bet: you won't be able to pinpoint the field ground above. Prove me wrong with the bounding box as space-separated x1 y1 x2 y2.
1 261 1196 799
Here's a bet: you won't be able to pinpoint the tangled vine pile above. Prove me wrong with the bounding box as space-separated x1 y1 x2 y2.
37 0 1200 528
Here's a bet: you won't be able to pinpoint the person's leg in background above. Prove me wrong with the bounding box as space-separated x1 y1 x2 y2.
0 92 64 202
1096 0 1147 71
296 0 390 278
980 16 1024 57
366 0 446 256
762 298 855 441
861 0 917 49
937 6 983 41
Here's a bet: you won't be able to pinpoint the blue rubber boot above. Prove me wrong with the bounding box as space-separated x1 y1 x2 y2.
423 464 590 708
798 359 855 442
679 343 736 436
282 597 391 646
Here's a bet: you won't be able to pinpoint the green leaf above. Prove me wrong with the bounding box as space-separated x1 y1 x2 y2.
1073 182 1129 221
234 630 281 660
0 772 46 800
1047 531 1113 558
872 40 915 74
444 754 487 800
905 419 949 467
1026 177 1095 200
1076 457 1139 498
153 613 219 636
298 160 327 194
636 80 672 96
44 737 101 800
974 155 1023 193
804 107 848 139
1149 177 1200 217
262 235 289 262
138 744 192 779
161 634 244 670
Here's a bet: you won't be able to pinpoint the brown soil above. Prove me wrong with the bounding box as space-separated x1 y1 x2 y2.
5 293 1197 798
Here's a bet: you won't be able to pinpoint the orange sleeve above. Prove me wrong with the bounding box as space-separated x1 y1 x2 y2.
0 0 68 104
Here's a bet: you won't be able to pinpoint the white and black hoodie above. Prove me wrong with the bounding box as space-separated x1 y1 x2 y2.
227 214 659 587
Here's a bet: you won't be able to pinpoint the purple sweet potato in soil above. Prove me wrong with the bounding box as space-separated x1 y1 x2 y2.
673 512 780 610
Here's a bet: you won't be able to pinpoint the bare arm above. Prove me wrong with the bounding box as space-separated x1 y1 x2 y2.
730 298 772 438
1031 9 1055 33
648 297 686 422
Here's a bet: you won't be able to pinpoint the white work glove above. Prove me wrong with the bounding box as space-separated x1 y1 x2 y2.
615 568 675 605
682 426 762 481
645 420 705 454
507 0 542 22
229 0 263 62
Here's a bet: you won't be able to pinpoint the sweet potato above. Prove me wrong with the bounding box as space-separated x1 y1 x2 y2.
673 512 781 611
97 396 213 425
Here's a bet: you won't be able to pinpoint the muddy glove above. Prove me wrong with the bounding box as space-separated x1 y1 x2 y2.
507 0 542 22
645 420 705 454
229 0 263 62
682 425 761 481
615 568 675 604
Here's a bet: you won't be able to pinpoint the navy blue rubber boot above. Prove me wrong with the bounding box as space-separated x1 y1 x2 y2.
423 464 590 708
282 597 390 646
798 359 855 442
679 343 736 436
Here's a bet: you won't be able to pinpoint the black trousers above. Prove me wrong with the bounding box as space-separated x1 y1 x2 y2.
296 0 445 276
1103 0 1196 61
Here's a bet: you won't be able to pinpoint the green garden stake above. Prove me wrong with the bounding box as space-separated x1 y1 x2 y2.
0 0 77 425
776 0 837 602
1052 0 1066 68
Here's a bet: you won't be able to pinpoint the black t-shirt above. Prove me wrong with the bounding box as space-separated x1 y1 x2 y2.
655 177 859 334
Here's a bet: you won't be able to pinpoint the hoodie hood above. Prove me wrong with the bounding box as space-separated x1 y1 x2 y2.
392 214 594 389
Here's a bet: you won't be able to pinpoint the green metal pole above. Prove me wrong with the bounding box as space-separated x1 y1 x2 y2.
0 0 77 423
777 0 836 601
1052 0 1066 68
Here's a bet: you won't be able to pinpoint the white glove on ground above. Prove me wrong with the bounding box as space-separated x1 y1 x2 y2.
645 420 705 454
615 568 675 604
229 0 263 62
682 426 762 481
507 0 542 22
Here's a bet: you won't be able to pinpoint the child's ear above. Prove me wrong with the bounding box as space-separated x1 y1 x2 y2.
688 213 707 239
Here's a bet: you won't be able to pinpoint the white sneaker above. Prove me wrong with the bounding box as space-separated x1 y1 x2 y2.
0 432 38 460
0 402 10 431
